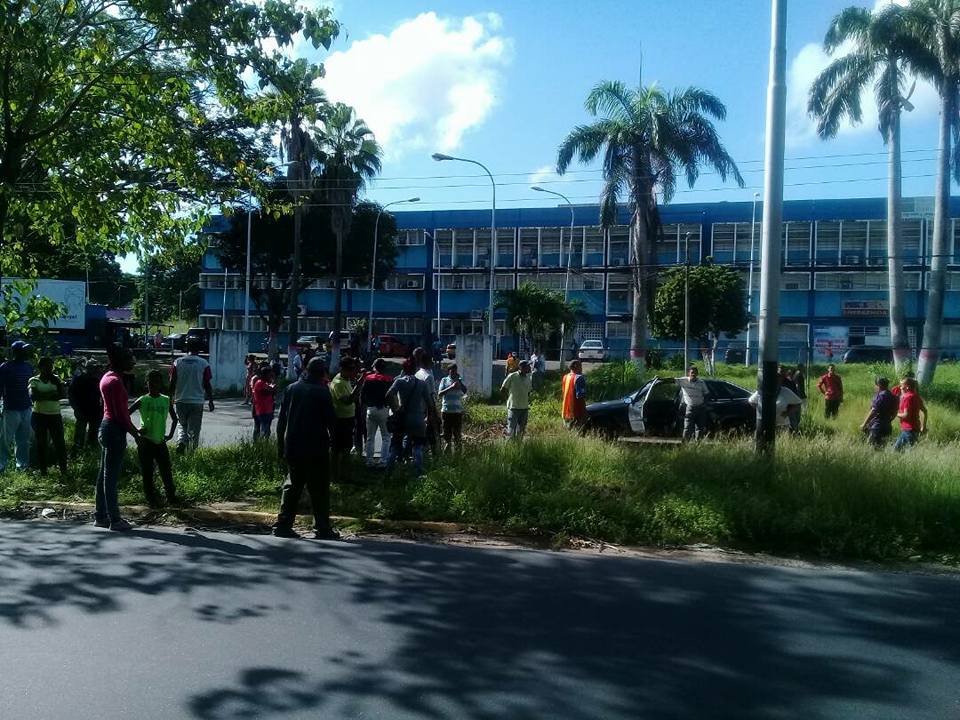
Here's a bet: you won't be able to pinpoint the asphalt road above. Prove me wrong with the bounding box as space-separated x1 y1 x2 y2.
0 519 958 719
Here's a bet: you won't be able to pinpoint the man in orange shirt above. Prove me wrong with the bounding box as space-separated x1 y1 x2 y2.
561 360 587 430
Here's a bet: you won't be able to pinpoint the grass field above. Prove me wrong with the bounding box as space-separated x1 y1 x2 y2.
3 360 960 562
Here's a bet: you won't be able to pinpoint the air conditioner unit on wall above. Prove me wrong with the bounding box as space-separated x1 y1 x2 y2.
298 304 307 317
406 280 419 289
845 255 861 265
470 310 483 320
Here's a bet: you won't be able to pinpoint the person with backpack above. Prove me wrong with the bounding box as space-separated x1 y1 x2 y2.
860 376 898 450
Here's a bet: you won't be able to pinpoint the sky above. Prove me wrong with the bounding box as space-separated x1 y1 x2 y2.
121 0 945 272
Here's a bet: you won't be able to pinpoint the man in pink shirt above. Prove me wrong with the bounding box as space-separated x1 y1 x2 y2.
95 344 140 531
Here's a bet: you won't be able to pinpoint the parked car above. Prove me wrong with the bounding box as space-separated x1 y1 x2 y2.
296 335 321 349
375 334 410 358
724 347 745 364
328 330 352 351
578 339 607 362
185 327 209 353
583 376 755 439
167 333 187 352
446 342 456 359
842 346 893 364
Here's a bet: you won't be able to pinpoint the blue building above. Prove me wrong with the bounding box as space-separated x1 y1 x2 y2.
198 195 960 360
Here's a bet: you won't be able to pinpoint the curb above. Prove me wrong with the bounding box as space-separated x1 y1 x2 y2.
23 500 504 536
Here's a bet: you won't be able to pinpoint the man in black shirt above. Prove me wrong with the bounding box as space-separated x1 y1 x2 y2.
68 361 103 456
273 357 339 540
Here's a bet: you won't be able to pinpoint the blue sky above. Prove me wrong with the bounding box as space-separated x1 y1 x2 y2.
121 1 945 272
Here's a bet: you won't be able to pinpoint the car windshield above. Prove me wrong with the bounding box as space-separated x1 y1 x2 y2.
582 341 602 348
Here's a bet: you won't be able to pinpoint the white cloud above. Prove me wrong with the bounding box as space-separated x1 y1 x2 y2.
528 165 561 187
785 0 938 147
320 12 511 157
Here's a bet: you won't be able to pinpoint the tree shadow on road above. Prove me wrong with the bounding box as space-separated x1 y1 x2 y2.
1 520 958 719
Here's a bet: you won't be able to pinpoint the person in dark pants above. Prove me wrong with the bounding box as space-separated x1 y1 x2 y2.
860 376 898 449
68 361 103 456
817 364 843 419
273 357 339 540
29 356 68 476
95 344 141 531
328 357 364 485
130 370 179 506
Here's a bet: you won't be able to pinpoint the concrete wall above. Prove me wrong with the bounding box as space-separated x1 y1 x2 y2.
209 330 249 394
456 333 493 399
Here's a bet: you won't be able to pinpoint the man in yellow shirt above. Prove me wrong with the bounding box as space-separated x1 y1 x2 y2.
329 357 364 484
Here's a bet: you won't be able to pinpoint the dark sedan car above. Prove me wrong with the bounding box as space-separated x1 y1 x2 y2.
583 377 756 439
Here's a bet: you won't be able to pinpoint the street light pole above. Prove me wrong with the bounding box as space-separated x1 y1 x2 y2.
433 153 496 336
244 191 253 334
683 232 691 370
532 185 575 366
368 197 419 354
746 192 760 366
756 0 788 452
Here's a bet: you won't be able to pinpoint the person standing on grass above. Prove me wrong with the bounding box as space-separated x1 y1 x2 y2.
438 363 467 451
0 340 35 473
130 369 178 507
676 365 709 442
361 358 393 467
243 354 257 406
29 356 68 476
413 347 440 453
561 359 588 430
748 377 803 431
68 361 103 457
95 344 140 531
329 357 364 485
817 364 843 419
891 370 914 398
169 337 214 453
893 377 927 451
273 357 339 540
384 359 433 478
501 360 533 440
251 364 277 440
861 377 898 450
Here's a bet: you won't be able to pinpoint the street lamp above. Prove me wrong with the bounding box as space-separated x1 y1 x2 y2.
745 192 760 366
367 197 419 353
683 232 691 371
532 185 575 365
432 153 496 336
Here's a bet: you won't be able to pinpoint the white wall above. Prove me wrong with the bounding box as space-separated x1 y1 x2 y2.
209 331 249 394
456 333 493 399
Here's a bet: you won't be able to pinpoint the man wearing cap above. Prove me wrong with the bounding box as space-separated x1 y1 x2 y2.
0 341 35 472
169 337 214 453
500 359 533 440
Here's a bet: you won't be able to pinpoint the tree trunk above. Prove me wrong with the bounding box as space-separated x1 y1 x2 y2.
629 212 649 371
917 84 955 385
887 111 911 373
285 202 302 379
330 216 345 373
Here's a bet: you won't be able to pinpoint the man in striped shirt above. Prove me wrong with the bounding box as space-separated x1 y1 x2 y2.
0 341 35 472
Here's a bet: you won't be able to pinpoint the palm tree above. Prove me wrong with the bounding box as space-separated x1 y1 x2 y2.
495 281 581 356
311 102 382 362
269 58 327 364
808 4 920 374
557 81 744 369
901 0 960 385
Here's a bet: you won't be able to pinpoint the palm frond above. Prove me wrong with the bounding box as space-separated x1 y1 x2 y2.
557 121 616 174
584 80 637 123
809 52 874 138
825 6 872 53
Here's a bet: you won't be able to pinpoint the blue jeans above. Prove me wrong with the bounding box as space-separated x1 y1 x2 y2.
894 430 918 452
95 420 128 523
0 408 32 471
253 413 273 440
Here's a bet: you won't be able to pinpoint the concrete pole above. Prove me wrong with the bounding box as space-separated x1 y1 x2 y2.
368 198 418 355
746 192 760 366
683 232 690 370
756 0 787 453
244 194 252 334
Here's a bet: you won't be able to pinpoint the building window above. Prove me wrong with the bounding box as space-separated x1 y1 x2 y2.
563 226 584 268
374 317 423 335
433 318 506 336
711 223 735 263
840 220 868 265
453 228 475 267
474 228 492 268
607 273 633 314
815 271 921 291
397 229 425 246
606 321 632 339
785 222 812 265
433 229 453 268
495 228 515 267
540 227 562 268
584 227 605 266
433 273 514 291
744 271 810 291
903 219 922 263
200 273 243 290
866 220 887 266
608 225 630 266
383 273 425 290
519 228 538 268
815 221 840 265
736 221 759 264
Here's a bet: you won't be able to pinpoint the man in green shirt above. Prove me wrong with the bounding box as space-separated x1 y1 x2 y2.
130 370 179 506
329 357 364 485
500 360 533 440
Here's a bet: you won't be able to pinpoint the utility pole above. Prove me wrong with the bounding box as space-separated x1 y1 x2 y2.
683 232 691 370
745 192 760 366
756 0 787 453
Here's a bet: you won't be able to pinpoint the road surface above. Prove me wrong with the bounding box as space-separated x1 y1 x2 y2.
0 519 958 719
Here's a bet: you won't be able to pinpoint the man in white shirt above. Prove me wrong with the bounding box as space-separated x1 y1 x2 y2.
675 365 709 441
748 379 803 430
414 347 439 452
501 360 533 440
169 338 214 453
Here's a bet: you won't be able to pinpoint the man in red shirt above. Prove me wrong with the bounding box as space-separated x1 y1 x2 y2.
894 377 927 451
817 364 844 419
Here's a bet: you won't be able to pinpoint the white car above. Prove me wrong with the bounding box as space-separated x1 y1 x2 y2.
578 340 607 362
